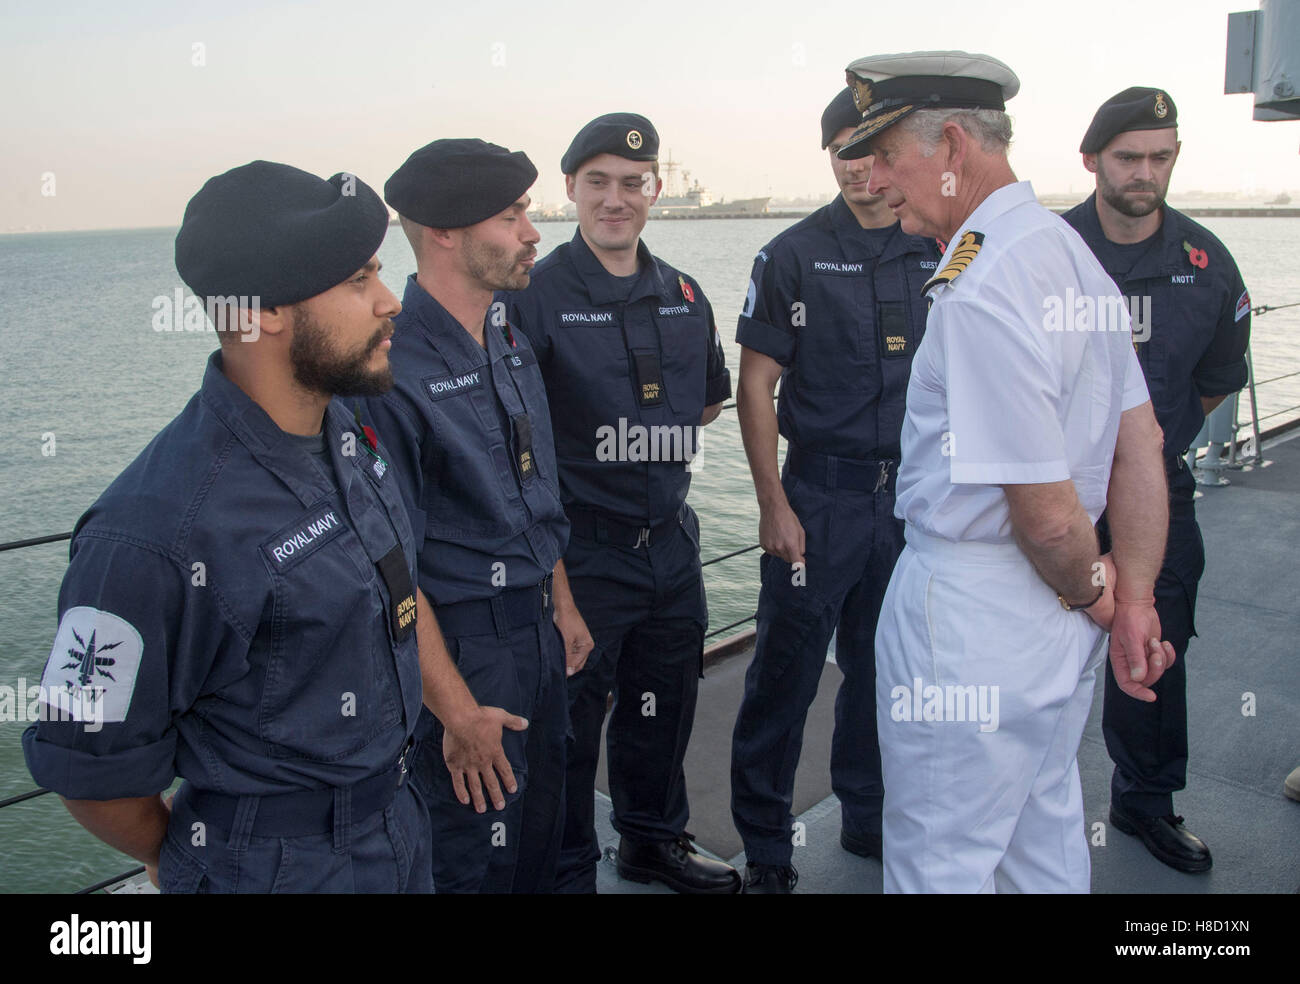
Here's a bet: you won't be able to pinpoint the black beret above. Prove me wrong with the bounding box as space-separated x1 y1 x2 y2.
384 139 537 230
821 88 863 149
174 160 388 308
1080 87 1177 154
561 113 658 175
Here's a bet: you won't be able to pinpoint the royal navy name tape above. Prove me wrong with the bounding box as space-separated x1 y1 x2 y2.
262 509 345 570
425 370 483 401
559 311 616 324
810 259 865 275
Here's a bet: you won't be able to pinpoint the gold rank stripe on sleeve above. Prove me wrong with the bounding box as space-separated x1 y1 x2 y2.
921 231 985 294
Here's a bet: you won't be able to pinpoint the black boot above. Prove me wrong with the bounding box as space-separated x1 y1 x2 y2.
1109 804 1212 873
742 862 798 894
616 834 742 894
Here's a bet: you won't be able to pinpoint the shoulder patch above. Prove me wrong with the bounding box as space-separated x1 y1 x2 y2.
39 606 145 726
1235 289 1251 323
922 231 985 294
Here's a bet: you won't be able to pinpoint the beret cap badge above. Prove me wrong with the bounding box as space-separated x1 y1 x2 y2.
560 112 658 174
1079 86 1177 153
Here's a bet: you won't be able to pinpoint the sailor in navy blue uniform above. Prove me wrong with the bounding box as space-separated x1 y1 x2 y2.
22 161 435 893
729 89 940 893
1064 88 1251 873
366 139 587 893
508 113 737 893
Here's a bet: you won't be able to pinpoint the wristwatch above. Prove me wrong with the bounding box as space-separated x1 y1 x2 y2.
1058 584 1105 612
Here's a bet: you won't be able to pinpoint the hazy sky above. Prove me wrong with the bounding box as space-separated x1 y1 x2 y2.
2 0 1296 232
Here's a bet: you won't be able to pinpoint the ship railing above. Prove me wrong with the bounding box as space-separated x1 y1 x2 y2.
3 309 1298 892
1192 300 1300 475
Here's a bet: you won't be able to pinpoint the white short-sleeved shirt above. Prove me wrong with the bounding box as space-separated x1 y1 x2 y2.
896 181 1150 543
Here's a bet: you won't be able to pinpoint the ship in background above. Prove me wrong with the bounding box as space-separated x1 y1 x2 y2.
527 152 773 221
649 151 770 219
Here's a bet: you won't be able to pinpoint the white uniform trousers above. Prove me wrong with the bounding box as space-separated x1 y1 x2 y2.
874 527 1107 893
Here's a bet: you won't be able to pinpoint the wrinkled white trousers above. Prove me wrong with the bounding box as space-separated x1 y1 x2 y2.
875 527 1107 893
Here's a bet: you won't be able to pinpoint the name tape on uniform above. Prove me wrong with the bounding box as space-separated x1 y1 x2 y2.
425 370 483 401
558 310 616 324
809 259 866 276
261 508 346 570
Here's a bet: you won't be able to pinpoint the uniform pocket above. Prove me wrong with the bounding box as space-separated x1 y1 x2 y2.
659 316 707 418
158 830 209 894
262 527 403 761
448 635 531 802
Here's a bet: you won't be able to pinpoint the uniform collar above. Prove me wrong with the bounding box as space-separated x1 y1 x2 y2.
199 351 353 508
1075 192 1186 278
398 273 496 365
567 228 671 304
955 180 1037 236
829 193 930 265
830 194 892 257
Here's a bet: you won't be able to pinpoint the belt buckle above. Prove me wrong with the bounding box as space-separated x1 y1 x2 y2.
873 460 892 493
634 527 650 548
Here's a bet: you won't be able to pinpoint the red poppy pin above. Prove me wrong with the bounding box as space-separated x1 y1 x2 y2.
1183 240 1208 270
353 404 380 452
678 275 695 303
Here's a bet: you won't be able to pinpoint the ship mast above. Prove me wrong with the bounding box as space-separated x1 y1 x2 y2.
661 150 681 198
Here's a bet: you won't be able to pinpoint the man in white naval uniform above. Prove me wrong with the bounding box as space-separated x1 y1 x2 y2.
836 51 1178 893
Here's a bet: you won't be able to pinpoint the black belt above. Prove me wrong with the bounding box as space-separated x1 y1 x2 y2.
182 741 412 839
566 504 686 548
433 574 553 638
786 446 898 493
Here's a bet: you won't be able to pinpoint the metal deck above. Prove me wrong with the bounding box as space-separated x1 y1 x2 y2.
592 430 1300 893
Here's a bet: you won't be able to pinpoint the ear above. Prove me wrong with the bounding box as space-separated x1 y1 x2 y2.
940 120 969 172
251 303 290 338
427 226 458 250
1081 152 1099 175
565 173 577 203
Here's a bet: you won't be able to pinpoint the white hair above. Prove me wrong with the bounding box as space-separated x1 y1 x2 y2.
900 108 1013 156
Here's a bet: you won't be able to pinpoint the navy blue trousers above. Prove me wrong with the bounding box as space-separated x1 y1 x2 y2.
730 469 903 866
159 779 432 893
410 613 568 893
554 507 708 893
1101 464 1205 819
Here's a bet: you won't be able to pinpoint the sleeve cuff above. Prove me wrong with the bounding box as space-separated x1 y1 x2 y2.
705 370 732 406
1194 360 1248 399
950 460 1071 485
22 724 176 800
736 317 794 365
